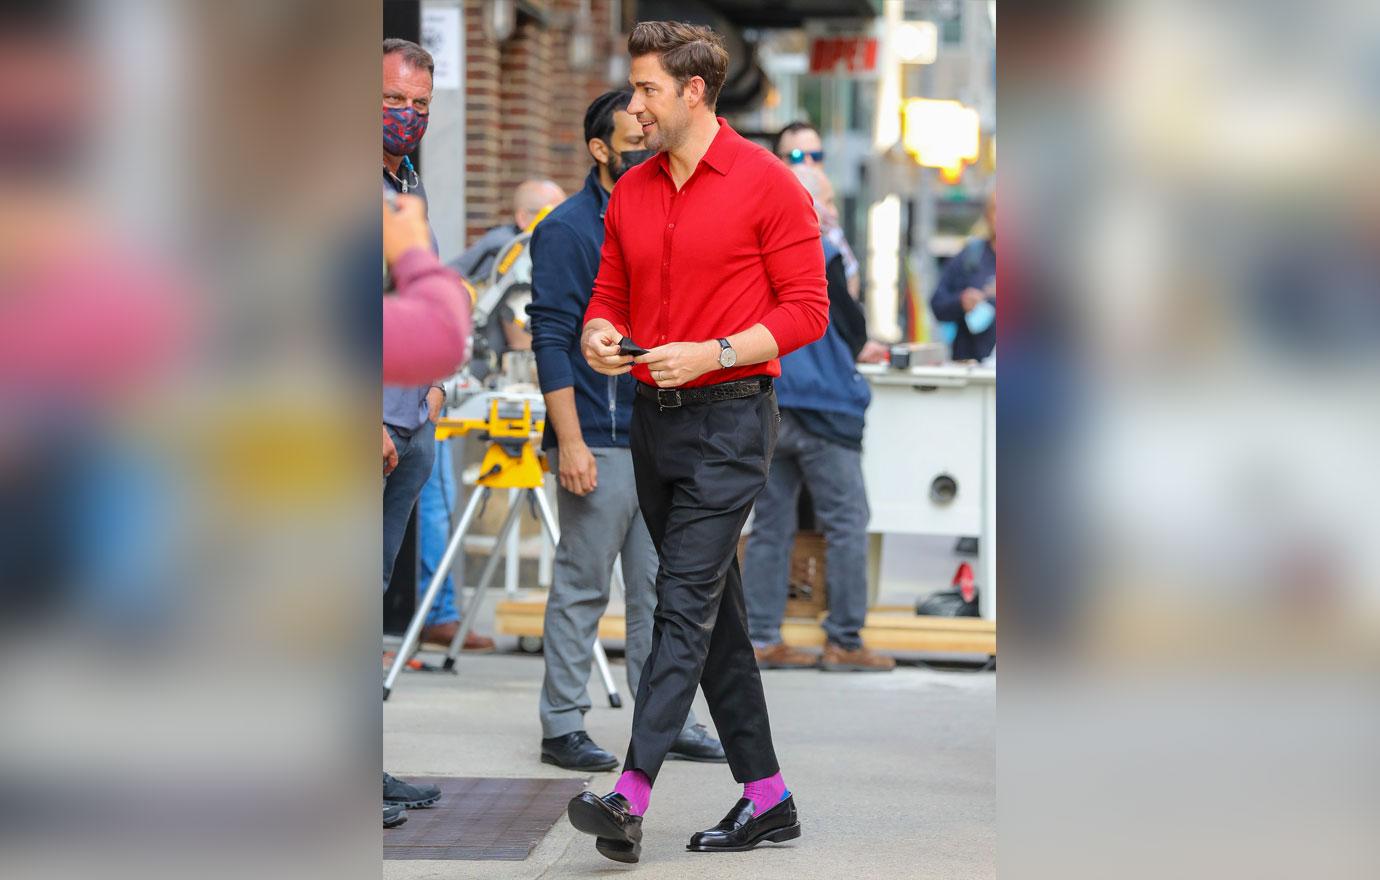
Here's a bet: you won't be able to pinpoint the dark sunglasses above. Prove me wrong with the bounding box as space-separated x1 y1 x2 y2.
785 149 825 164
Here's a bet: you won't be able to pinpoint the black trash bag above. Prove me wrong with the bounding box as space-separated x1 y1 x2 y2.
916 589 980 617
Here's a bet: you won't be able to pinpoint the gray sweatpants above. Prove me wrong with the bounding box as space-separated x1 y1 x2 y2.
539 446 702 739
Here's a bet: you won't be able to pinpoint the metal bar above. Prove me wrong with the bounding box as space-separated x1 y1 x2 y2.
383 485 488 699
442 493 526 668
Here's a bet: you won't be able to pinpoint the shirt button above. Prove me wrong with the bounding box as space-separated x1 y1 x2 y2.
667 223 674 229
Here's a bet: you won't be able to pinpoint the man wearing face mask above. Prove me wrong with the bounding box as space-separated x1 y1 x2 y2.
379 38 448 823
526 89 725 773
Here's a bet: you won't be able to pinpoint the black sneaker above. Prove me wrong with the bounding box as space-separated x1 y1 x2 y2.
383 772 441 808
383 803 408 828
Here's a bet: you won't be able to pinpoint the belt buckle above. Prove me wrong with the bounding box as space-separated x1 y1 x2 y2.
656 388 682 410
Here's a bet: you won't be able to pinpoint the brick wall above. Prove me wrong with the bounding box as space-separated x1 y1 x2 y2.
464 0 622 245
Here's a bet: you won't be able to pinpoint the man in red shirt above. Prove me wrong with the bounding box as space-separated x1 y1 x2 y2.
564 21 828 864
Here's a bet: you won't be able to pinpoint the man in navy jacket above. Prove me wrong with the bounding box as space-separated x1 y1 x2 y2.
527 89 724 771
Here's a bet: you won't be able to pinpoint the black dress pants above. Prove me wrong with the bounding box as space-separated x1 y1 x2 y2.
623 385 781 785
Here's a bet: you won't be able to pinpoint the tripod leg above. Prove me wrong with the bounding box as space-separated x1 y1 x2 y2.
443 492 525 669
592 639 622 709
504 489 521 598
384 486 488 700
532 487 622 708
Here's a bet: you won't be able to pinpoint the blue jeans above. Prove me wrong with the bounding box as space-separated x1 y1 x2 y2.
415 438 458 625
383 422 435 590
742 410 871 650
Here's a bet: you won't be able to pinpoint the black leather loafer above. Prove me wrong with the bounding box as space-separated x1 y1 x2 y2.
568 791 643 863
541 731 619 771
667 723 727 763
687 794 801 852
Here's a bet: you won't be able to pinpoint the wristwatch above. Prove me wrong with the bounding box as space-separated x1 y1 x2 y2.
716 338 737 368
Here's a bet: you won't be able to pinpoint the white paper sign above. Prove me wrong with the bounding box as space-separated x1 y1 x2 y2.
421 6 461 90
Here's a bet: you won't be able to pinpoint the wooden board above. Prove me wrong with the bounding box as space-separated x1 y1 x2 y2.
494 599 995 655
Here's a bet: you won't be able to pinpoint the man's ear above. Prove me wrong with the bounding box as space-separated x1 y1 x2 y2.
685 76 706 109
587 137 611 167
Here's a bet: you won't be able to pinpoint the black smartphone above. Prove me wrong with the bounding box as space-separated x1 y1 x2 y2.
618 338 649 358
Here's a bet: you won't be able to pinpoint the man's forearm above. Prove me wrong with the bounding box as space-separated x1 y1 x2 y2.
724 323 779 367
542 386 586 447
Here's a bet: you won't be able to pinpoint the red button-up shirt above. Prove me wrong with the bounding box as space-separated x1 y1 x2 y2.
584 119 829 388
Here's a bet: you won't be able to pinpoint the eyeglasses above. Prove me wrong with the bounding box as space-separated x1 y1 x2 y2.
785 149 825 164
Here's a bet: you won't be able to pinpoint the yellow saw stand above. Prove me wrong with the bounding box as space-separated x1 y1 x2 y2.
383 397 624 705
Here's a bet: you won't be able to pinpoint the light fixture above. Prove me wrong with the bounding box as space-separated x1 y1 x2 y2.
894 21 937 65
484 0 517 42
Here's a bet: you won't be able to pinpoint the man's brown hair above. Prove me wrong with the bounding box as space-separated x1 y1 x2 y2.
628 21 729 110
383 38 434 78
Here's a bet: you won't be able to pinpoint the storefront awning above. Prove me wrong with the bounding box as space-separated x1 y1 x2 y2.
702 0 881 28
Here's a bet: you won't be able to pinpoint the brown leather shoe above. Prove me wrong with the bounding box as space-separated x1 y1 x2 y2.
753 642 818 669
419 622 495 652
820 642 896 672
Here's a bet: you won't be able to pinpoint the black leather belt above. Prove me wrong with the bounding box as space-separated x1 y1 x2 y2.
636 378 772 410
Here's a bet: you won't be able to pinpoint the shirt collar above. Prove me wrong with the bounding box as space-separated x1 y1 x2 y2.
654 116 740 179
586 165 611 218
700 117 739 175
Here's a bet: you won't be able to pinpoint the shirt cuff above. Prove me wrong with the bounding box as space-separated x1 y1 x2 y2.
583 303 629 337
533 345 574 394
759 311 802 358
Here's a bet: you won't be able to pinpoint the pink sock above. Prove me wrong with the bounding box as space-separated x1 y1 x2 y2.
612 770 652 816
743 772 787 813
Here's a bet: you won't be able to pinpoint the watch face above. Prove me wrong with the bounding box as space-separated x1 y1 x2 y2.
719 347 737 368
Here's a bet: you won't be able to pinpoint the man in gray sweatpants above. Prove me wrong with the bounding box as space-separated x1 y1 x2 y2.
526 89 725 771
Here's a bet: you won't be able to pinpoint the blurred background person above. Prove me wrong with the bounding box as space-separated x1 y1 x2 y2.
774 121 887 363
930 186 997 362
411 178 574 653
743 164 894 673
527 88 724 773
451 178 567 283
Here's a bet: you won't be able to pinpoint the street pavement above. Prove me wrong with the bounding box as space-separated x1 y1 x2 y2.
383 636 994 879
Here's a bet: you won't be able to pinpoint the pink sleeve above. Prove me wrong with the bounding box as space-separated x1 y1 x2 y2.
383 247 471 385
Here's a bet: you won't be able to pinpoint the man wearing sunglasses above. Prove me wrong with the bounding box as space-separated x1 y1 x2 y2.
773 121 825 167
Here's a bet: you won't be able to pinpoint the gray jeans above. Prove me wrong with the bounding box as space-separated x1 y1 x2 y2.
743 410 871 649
539 446 702 739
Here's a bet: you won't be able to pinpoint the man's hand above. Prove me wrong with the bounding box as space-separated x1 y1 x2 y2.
581 319 632 376
637 340 719 388
857 340 890 364
960 287 987 312
383 194 431 267
382 426 399 476
557 441 598 496
426 386 446 422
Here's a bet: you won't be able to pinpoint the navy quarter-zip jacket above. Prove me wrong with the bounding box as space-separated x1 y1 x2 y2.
528 167 636 450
